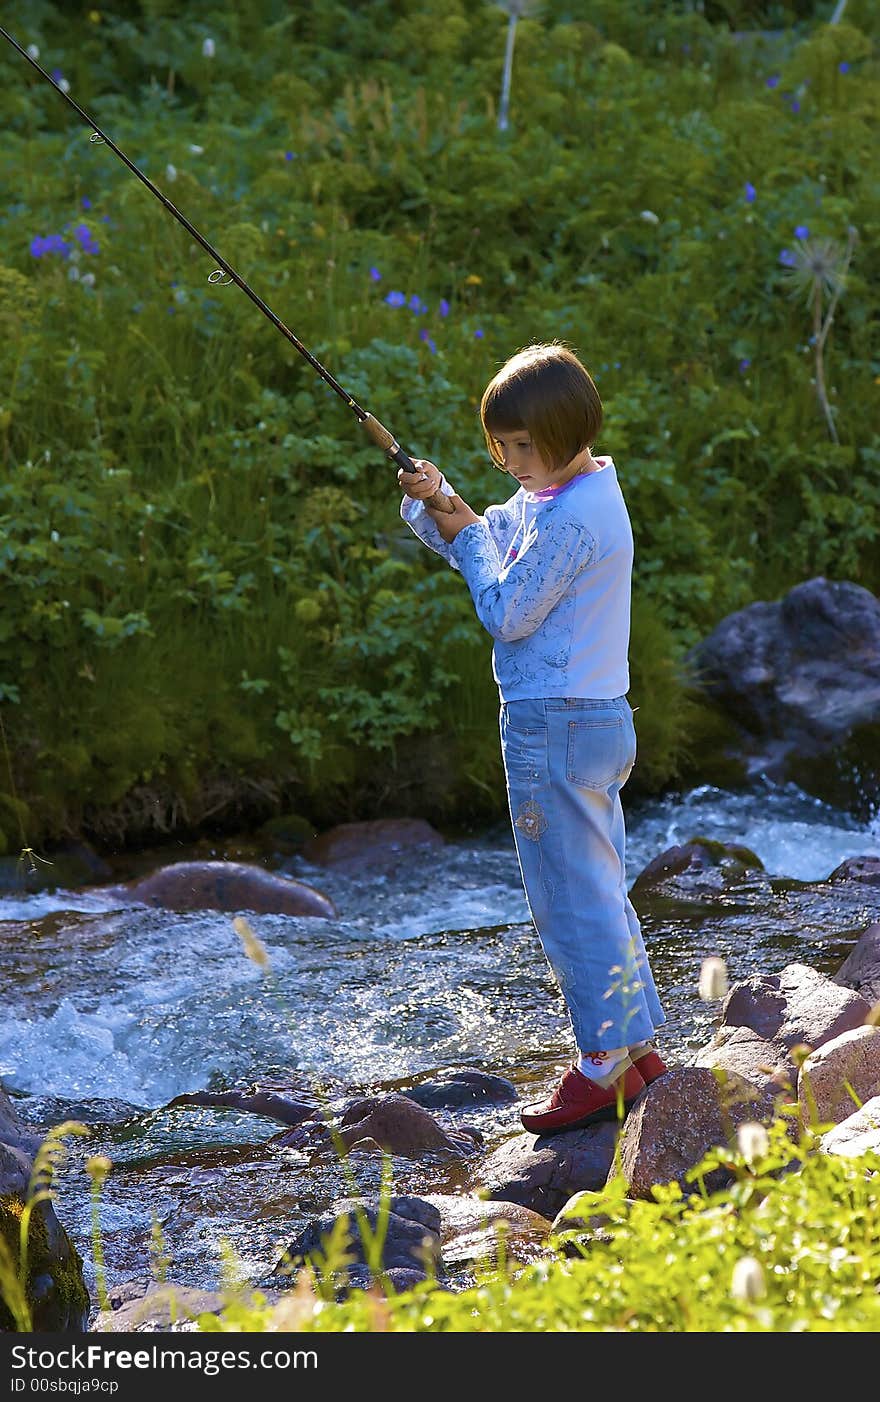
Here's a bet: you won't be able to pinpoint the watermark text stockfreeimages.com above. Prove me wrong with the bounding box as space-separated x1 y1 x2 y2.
10 1343 317 1382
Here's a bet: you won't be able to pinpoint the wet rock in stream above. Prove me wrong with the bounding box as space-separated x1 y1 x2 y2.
402 1069 518 1109
0 1089 90 1331
273 1092 482 1160
275 1194 444 1294
106 860 338 918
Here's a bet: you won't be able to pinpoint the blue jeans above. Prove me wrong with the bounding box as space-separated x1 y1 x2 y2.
500 696 665 1052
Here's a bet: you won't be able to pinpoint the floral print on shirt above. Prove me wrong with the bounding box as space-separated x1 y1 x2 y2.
401 483 598 696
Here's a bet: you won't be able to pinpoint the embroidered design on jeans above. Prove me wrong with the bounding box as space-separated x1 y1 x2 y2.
515 799 548 841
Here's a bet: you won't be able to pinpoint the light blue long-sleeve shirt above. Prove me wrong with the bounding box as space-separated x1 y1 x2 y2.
400 458 633 701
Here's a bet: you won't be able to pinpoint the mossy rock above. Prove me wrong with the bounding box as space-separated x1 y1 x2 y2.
631 836 764 898
257 812 317 854
0 1196 90 1332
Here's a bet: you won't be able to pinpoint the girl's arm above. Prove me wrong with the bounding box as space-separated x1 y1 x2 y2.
399 466 462 568
399 462 521 569
449 506 596 641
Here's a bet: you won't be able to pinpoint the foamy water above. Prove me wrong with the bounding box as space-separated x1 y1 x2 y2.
1 780 877 1109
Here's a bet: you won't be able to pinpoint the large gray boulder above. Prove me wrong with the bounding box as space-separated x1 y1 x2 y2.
686 576 880 814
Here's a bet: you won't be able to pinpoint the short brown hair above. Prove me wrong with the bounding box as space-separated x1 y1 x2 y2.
480 342 603 470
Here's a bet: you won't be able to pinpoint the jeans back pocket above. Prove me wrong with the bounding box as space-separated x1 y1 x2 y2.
566 716 629 789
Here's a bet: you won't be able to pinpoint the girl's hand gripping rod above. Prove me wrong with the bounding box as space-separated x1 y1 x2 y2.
0 25 455 516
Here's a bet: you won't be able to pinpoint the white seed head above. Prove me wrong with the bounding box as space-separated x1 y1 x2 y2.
731 1255 766 1302
59 77 70 93
202 37 216 58
737 1121 769 1164
26 44 40 60
640 209 660 224
165 163 178 182
698 956 729 1001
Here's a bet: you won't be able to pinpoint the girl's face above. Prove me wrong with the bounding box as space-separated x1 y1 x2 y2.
491 428 589 493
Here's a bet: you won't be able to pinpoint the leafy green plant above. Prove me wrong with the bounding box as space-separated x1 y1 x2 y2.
0 0 877 848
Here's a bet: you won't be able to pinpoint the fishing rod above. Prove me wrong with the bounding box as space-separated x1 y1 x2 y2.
1 24 454 514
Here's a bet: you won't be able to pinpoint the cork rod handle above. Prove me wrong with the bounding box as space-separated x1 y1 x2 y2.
360 413 455 515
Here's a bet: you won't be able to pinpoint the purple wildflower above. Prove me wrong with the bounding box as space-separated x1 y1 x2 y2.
744 182 756 203
790 99 800 113
74 223 99 254
766 75 780 88
794 224 809 240
29 233 72 259
419 329 437 353
439 298 450 317
100 215 111 223
284 151 295 161
384 290 406 308
474 329 484 339
81 196 91 210
779 248 797 268
408 294 424 313
839 61 850 75
51 68 63 82
369 266 381 282
739 358 751 373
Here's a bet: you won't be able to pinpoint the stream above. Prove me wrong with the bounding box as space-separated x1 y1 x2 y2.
1 777 878 1319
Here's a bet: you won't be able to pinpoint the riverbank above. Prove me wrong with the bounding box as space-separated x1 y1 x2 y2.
2 778 878 1321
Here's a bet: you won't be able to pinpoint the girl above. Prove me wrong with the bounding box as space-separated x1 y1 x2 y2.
398 342 666 1134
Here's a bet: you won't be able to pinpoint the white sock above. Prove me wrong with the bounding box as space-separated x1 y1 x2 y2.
577 1046 630 1087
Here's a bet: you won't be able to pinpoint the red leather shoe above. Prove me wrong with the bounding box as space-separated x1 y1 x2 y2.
632 1049 667 1084
520 1063 646 1135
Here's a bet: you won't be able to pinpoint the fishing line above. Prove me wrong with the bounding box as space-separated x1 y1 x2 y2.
1 24 454 511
